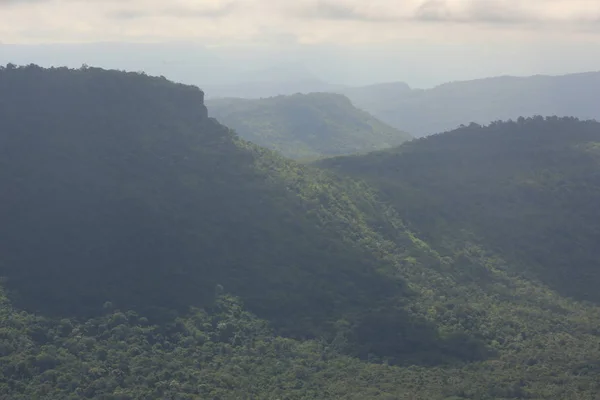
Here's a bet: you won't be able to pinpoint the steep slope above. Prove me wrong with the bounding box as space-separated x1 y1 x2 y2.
340 72 600 137
2 65 600 399
206 93 411 159
318 116 600 304
0 64 469 366
0 65 392 339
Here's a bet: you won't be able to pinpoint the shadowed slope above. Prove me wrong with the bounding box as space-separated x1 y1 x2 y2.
0 64 475 366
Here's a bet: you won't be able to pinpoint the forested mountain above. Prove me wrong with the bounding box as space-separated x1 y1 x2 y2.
206 93 411 159
0 64 413 346
2 65 600 399
339 72 600 137
318 116 600 304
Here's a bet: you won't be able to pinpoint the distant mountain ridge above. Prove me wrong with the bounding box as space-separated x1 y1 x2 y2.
203 70 600 138
338 71 600 137
207 92 412 159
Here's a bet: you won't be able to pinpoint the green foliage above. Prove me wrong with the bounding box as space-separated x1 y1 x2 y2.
0 64 466 366
2 289 600 399
206 93 411 159
318 116 600 303
2 65 600 399
315 116 600 398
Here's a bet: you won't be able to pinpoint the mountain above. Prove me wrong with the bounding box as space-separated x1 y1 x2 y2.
0 64 417 345
338 81 412 110
339 72 600 137
0 63 483 380
2 65 600 399
317 116 600 304
207 93 412 159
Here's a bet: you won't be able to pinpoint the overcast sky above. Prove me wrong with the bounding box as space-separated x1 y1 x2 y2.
2 0 600 87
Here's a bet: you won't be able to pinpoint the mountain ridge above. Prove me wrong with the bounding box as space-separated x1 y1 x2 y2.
338 71 600 137
206 92 412 159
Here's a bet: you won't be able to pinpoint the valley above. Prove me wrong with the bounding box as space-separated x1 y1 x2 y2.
1 64 600 399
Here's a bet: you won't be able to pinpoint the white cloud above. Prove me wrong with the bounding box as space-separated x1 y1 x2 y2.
1 0 600 44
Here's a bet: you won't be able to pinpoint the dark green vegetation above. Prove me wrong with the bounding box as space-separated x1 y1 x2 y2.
2 65 600 399
0 64 418 350
339 72 600 137
206 93 411 159
318 116 600 305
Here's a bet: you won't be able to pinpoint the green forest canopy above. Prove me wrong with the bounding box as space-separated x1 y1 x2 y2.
317 116 600 305
1 64 600 399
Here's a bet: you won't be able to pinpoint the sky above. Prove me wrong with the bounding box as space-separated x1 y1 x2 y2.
2 0 600 88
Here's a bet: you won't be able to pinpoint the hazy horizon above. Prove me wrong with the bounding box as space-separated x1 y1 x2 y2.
3 41 600 91
2 0 600 90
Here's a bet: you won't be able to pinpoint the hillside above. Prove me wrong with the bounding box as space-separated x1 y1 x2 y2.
0 64 416 347
318 116 600 304
339 72 600 137
2 65 600 399
206 93 411 159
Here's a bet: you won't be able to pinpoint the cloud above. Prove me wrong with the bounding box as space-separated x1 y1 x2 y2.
292 0 396 22
108 9 150 20
162 2 237 18
415 0 451 22
297 1 365 20
286 0 600 28
414 0 534 24
2 0 600 44
108 1 238 20
0 0 43 3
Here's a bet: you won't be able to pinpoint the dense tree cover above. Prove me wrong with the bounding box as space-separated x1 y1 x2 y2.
0 64 471 365
3 285 600 399
318 116 600 304
206 93 411 159
339 72 600 137
2 65 600 398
